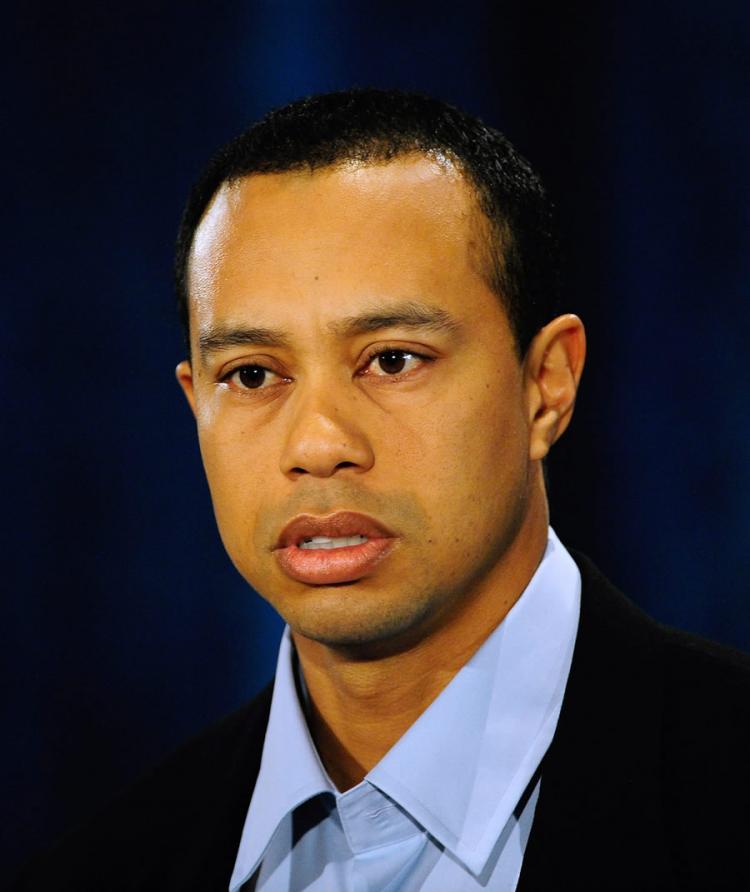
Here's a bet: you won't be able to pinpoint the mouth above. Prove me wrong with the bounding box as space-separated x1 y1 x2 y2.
273 511 398 585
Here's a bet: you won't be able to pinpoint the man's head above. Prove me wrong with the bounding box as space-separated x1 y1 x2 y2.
175 89 585 658
174 88 561 360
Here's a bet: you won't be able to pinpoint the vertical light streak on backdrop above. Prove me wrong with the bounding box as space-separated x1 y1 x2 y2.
603 2 750 643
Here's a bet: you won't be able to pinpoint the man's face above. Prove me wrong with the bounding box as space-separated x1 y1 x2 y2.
179 155 536 651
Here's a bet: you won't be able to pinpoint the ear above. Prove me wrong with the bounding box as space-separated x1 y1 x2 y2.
175 359 197 417
524 314 586 461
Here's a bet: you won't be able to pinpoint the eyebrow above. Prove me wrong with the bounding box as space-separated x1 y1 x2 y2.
331 301 465 339
197 300 465 361
198 325 291 356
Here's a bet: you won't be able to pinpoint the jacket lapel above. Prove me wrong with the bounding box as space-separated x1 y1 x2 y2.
169 683 274 890
518 553 676 890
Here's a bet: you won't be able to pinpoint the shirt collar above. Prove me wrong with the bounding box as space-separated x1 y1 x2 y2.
230 527 580 887
368 527 580 874
229 630 334 889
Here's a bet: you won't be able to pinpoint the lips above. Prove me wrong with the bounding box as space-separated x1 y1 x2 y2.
274 511 396 549
273 511 398 585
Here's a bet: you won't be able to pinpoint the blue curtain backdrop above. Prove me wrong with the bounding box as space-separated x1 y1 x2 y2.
5 0 750 873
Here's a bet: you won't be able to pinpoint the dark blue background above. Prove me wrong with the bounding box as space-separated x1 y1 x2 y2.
6 0 750 874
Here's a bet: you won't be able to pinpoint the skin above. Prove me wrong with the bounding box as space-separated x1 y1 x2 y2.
176 154 586 791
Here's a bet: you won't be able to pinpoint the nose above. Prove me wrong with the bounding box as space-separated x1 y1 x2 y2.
279 381 375 479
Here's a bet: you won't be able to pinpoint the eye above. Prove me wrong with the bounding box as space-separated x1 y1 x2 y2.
223 364 286 391
362 348 431 377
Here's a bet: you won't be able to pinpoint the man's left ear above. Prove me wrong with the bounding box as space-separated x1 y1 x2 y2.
524 314 586 461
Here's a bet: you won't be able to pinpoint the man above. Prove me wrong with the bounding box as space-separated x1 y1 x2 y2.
16 89 750 890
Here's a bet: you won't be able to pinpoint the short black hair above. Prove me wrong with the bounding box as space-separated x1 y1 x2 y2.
174 88 560 357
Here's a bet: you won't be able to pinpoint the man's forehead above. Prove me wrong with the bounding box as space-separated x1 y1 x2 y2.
190 153 474 259
186 154 499 354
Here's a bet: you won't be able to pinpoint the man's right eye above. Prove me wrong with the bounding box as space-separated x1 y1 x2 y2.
224 365 284 391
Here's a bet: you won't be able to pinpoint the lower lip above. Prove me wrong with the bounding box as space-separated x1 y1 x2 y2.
274 538 397 585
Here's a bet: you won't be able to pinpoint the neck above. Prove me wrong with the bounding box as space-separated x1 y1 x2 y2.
293 475 549 792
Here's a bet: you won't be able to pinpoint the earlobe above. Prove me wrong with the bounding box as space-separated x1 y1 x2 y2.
525 314 586 461
175 360 197 416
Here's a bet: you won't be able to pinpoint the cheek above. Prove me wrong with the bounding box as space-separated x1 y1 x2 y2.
393 381 529 541
196 415 275 536
401 380 526 482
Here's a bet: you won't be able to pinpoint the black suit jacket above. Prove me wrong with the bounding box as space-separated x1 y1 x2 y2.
14 553 750 890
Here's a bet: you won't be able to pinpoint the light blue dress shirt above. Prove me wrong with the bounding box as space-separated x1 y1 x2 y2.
229 528 580 891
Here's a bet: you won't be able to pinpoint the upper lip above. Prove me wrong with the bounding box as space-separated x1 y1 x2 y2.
274 511 397 549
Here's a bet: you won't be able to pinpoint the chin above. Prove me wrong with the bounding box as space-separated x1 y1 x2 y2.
288 597 438 656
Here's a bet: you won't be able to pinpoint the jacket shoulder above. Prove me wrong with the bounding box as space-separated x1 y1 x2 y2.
656 623 750 886
13 682 273 892
573 551 750 887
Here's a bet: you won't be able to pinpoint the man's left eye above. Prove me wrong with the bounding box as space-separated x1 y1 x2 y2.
365 349 427 376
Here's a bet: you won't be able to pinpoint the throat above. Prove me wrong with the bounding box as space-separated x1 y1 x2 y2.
293 634 461 791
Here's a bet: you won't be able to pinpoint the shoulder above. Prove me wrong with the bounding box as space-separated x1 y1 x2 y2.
575 548 750 773
573 548 750 691
579 548 750 731
573 551 750 886
658 618 750 695
13 682 273 892
655 623 750 884
653 615 750 780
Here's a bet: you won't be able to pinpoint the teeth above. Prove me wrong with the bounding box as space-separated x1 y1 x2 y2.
299 535 369 550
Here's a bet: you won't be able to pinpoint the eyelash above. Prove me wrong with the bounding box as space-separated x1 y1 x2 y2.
360 345 433 379
220 346 434 394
